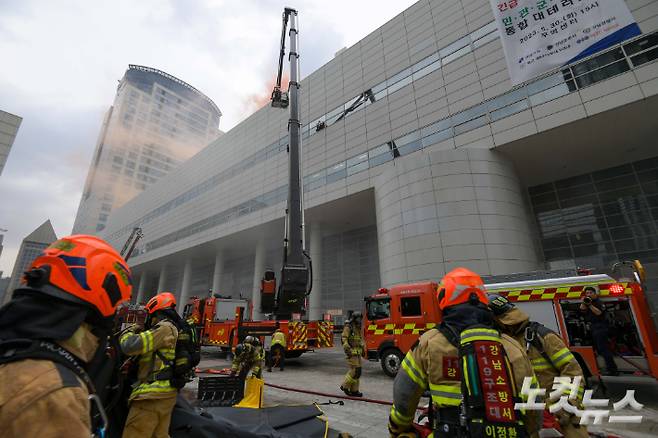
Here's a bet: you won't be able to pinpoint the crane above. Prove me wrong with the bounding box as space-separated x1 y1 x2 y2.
269 7 311 319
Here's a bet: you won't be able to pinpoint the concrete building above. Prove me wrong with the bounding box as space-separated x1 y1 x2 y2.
3 220 57 304
73 65 222 234
103 0 658 324
0 110 22 177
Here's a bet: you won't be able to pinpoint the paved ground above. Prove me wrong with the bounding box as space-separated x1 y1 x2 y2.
188 341 658 437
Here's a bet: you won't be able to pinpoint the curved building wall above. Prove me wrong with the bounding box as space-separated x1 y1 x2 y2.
375 148 542 286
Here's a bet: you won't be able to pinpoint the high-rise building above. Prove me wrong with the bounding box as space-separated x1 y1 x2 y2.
72 65 222 234
3 219 57 304
0 109 22 177
103 1 658 327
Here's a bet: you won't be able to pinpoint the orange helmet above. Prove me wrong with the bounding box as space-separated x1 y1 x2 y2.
25 235 132 317
145 292 176 314
437 267 488 310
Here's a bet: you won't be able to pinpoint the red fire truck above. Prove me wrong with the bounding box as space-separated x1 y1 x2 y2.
364 262 658 381
183 295 334 358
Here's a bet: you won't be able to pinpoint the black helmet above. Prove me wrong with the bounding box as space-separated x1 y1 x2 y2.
488 293 515 316
351 311 363 322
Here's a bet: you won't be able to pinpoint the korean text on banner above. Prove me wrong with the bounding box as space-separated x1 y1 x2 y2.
490 0 641 85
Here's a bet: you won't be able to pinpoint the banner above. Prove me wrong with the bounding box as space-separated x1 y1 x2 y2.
490 0 641 85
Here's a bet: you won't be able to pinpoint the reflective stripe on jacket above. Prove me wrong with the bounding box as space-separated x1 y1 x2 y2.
341 323 363 356
120 319 178 401
497 308 585 402
389 327 540 437
272 331 287 347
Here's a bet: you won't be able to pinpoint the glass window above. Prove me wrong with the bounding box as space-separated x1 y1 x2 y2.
347 153 368 167
490 99 529 121
412 59 441 81
451 104 487 126
575 59 630 88
624 32 658 56
397 139 422 156
440 36 470 58
422 128 453 147
453 115 488 135
421 118 452 137
387 75 413 94
412 53 440 73
367 299 391 320
387 68 412 86
529 82 572 106
400 296 422 317
488 88 528 112
347 160 369 176
470 22 497 42
473 29 500 49
369 150 394 167
630 47 658 67
442 45 471 65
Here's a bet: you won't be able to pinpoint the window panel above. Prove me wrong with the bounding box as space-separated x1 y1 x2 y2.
442 45 471 65
490 99 529 122
439 36 470 58
453 115 488 135
400 296 422 317
421 128 453 147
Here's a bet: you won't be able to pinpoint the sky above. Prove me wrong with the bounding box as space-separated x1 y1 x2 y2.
0 0 419 275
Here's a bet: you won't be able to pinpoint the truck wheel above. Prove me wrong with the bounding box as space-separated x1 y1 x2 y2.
286 350 304 359
380 348 403 377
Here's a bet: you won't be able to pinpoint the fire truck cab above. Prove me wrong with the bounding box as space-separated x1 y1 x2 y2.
364 263 658 381
364 282 441 376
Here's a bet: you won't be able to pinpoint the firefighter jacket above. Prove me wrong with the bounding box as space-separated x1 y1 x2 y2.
272 330 287 348
341 322 363 357
495 307 585 401
231 343 264 376
120 319 178 401
389 327 540 437
0 323 99 438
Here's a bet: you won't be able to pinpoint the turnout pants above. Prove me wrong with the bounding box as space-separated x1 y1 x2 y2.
122 396 177 438
342 355 362 392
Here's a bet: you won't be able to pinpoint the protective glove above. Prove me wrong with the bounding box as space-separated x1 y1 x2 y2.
229 370 237 377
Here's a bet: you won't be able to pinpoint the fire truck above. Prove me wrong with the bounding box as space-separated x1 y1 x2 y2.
364 261 658 381
183 294 334 357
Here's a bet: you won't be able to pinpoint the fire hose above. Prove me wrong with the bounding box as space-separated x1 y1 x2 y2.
196 367 396 406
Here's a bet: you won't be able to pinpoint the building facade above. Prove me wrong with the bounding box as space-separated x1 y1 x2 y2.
72 65 222 234
103 0 658 324
0 110 22 177
2 220 57 304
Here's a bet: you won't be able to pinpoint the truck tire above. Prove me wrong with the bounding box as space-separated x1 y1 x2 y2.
285 350 304 359
380 348 403 377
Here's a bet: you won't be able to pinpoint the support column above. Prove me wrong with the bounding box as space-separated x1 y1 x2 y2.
251 241 266 321
157 264 168 293
212 251 224 295
309 224 323 321
136 272 147 304
179 258 193 311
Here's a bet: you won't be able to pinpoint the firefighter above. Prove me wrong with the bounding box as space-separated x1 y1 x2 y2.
120 292 179 438
0 235 132 437
388 268 540 438
489 293 588 438
267 323 286 372
340 311 364 397
231 337 264 379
